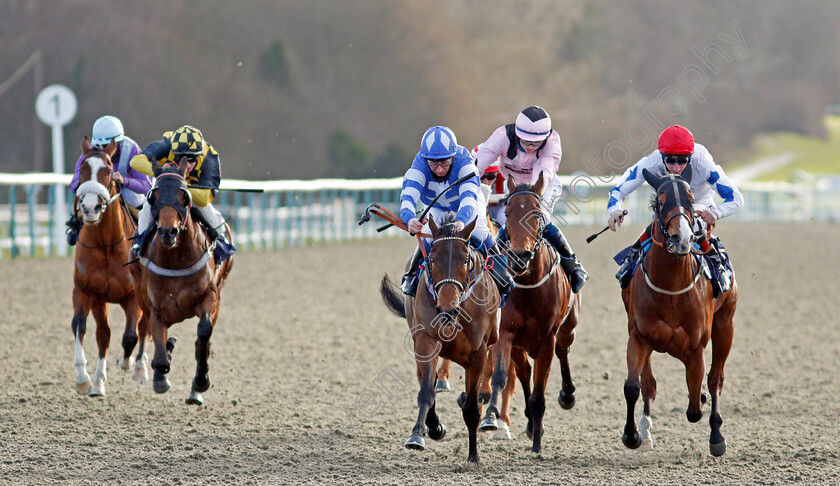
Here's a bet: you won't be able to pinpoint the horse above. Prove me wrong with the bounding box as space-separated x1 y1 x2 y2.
380 212 500 464
129 160 234 405
479 173 582 453
71 136 149 396
620 167 738 456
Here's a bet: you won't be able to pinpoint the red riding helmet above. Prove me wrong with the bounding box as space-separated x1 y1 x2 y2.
658 125 695 154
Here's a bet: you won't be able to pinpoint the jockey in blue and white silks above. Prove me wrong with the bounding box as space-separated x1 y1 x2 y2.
398 126 513 300
608 125 744 296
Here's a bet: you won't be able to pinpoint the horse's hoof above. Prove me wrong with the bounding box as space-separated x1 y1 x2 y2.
435 380 450 393
192 376 210 394
478 416 498 432
638 439 653 452
558 390 576 410
492 422 511 440
152 378 171 394
75 381 92 395
622 431 642 449
428 423 446 441
89 383 105 397
456 392 466 409
710 439 727 457
701 391 710 405
405 434 425 451
117 355 135 371
526 423 534 440
185 390 204 405
478 392 491 405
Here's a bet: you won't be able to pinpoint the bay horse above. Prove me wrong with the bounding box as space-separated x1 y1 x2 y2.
71 136 149 396
479 173 582 453
380 213 500 464
129 160 234 405
621 167 737 456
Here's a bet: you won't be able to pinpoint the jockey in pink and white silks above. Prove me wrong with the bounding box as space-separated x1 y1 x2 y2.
399 126 514 301
608 125 744 296
474 105 589 293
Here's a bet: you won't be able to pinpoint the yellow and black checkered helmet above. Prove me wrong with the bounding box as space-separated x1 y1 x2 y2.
170 125 205 156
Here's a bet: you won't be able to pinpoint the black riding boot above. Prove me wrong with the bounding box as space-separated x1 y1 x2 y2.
544 222 589 293
707 248 731 297
615 239 642 289
65 214 83 246
400 246 424 296
487 241 515 308
191 208 236 264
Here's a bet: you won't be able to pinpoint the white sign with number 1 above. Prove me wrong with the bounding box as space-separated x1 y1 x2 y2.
36 84 77 256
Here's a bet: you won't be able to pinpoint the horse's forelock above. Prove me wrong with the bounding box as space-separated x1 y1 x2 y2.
438 212 462 236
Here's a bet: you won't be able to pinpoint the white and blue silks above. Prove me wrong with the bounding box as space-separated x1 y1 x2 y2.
400 146 493 252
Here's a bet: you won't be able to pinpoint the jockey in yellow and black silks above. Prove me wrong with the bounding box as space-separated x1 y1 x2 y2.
129 125 235 263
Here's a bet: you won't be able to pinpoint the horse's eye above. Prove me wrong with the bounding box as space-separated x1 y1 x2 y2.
464 256 470 265
428 256 435 264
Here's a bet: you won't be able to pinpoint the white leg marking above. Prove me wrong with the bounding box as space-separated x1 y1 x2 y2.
117 353 135 371
491 421 511 440
74 329 92 395
90 358 107 396
638 414 653 451
132 353 149 382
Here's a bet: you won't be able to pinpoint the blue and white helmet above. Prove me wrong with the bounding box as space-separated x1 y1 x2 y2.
419 126 458 160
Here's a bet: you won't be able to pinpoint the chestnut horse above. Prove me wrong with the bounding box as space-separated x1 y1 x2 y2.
479 173 582 452
129 161 234 405
621 167 737 456
380 213 500 464
71 137 149 396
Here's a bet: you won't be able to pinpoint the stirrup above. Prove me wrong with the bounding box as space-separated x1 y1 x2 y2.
400 272 418 296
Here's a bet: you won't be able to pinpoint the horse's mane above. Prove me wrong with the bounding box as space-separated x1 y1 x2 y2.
437 212 463 236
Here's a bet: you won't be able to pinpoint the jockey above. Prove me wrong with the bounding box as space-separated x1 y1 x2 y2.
472 144 507 226
128 125 235 264
608 125 744 296
474 105 589 293
65 116 152 246
400 126 514 301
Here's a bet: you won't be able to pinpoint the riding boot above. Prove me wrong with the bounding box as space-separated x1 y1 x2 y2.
130 227 150 259
190 207 236 264
615 239 642 289
400 245 424 296
65 214 83 246
487 242 515 308
707 249 731 297
543 222 589 293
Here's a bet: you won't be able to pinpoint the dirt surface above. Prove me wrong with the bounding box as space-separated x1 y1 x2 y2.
1 223 839 485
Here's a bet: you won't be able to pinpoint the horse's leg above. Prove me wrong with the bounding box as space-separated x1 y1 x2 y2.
71 288 93 395
117 293 141 372
479 330 512 432
528 337 555 453
150 310 173 394
462 347 486 464
132 312 150 382
512 347 534 439
555 307 578 410
708 301 735 456
492 354 516 440
89 301 110 397
477 348 493 405
638 354 657 451
435 359 451 393
186 311 214 405
405 336 439 451
623 328 650 449
684 346 706 424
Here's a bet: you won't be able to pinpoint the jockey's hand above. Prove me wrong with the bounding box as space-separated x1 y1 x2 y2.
608 211 625 232
700 209 718 226
112 172 125 185
408 218 425 235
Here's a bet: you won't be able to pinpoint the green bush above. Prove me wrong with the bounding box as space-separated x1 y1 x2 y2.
328 129 370 178
259 37 292 88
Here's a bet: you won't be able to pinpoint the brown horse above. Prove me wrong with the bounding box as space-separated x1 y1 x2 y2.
479 173 582 452
621 167 737 456
129 160 234 405
380 212 500 464
71 137 149 396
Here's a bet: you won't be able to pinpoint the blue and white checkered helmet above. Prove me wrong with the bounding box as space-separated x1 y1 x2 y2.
419 126 458 160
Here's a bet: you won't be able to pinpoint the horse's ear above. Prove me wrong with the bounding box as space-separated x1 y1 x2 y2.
533 171 546 195
506 175 516 194
428 215 440 238
462 217 477 238
104 139 117 158
82 136 91 154
642 168 662 190
680 162 693 184
178 157 188 177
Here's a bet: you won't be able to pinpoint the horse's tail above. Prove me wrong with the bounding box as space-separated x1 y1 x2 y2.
380 274 406 319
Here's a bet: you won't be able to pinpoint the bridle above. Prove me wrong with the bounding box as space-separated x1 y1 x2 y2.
650 176 697 252
425 236 483 304
74 149 120 218
149 172 193 231
504 189 547 261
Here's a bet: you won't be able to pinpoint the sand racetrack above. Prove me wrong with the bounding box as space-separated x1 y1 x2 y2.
1 223 839 485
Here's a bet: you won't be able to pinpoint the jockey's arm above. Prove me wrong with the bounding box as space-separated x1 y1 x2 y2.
130 140 171 176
